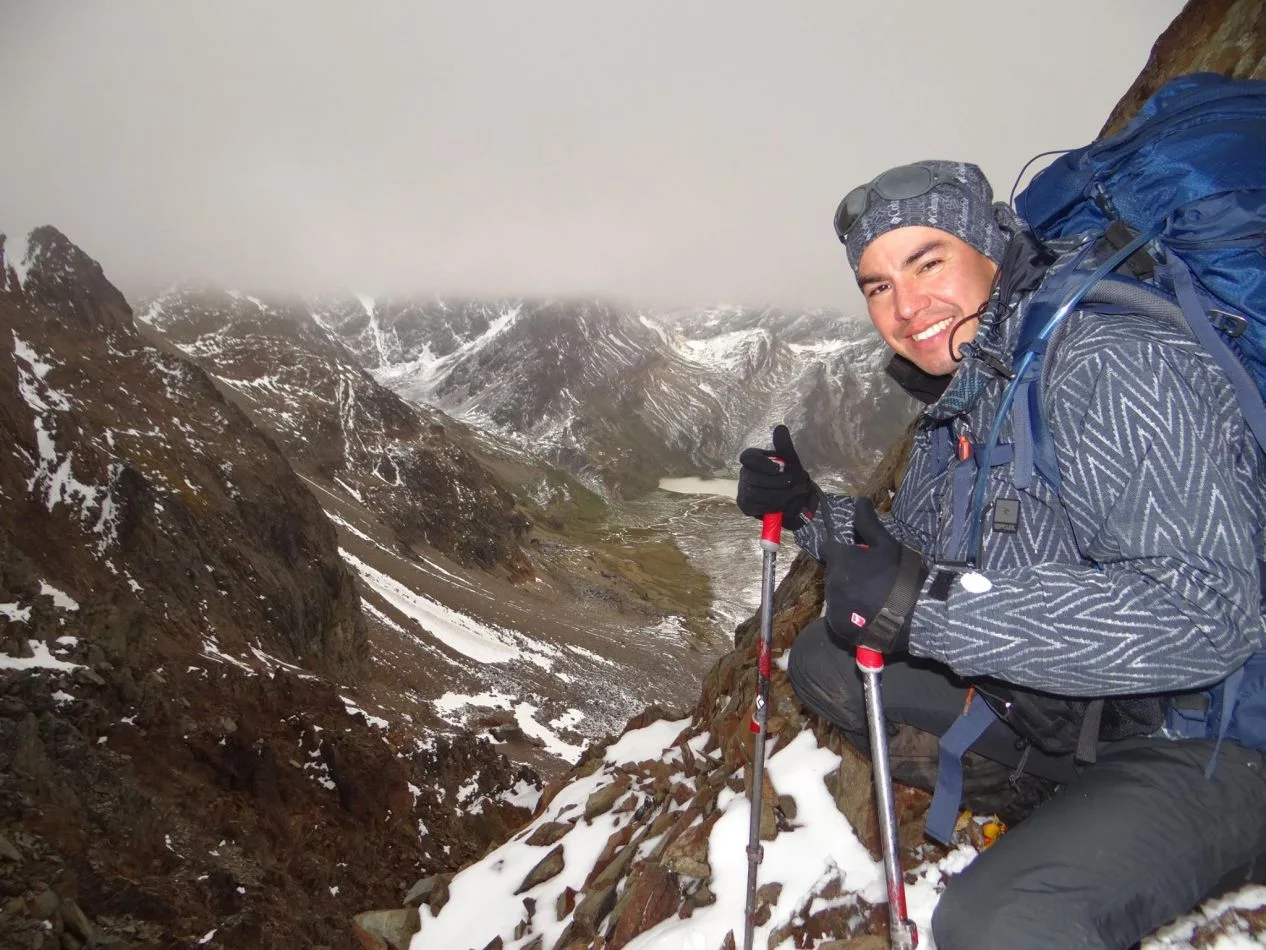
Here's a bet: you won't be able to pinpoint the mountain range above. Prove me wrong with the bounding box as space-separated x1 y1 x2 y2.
144 286 914 500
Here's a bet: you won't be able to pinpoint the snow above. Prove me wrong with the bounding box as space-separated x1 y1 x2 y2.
0 640 82 672
674 327 770 371
624 730 885 949
40 581 79 611
411 713 1266 949
414 718 886 949
6 232 32 288
786 339 861 357
513 701 585 763
341 550 525 665
659 476 738 498
415 762 638 948
13 334 69 412
431 691 587 763
433 690 512 716
201 634 256 673
603 716 690 764
0 602 31 623
340 694 389 730
1143 886 1266 948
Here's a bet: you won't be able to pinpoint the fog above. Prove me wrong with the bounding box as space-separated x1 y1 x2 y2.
0 1 1184 310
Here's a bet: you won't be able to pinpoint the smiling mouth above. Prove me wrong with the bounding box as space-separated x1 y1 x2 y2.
911 317 953 343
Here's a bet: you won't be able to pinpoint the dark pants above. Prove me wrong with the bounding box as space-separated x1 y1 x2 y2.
788 619 1266 950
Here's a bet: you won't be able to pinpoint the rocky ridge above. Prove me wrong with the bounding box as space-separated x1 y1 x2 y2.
134 285 534 580
0 229 545 948
311 295 913 498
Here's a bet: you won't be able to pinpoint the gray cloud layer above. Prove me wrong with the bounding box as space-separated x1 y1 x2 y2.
1 1 1183 310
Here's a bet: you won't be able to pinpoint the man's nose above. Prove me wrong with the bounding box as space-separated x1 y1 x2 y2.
892 280 929 321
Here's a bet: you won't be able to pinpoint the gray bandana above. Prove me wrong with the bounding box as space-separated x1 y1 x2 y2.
843 161 1010 274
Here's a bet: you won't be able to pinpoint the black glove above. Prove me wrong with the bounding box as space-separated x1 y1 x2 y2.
736 425 819 531
822 499 928 654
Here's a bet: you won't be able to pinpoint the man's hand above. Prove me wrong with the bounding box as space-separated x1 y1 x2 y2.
823 499 928 654
737 425 819 531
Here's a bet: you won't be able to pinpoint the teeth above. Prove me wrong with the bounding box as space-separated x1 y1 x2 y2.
913 318 952 342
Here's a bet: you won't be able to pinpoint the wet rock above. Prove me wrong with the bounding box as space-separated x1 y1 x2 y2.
427 874 451 916
524 821 572 847
571 884 616 936
752 882 782 926
688 881 715 909
516 845 565 894
584 774 631 822
0 834 21 862
661 811 719 880
826 743 879 861
607 864 680 949
586 825 637 890
777 793 797 822
403 876 438 908
59 899 95 944
351 908 419 950
555 886 577 921
820 938 887 950
646 810 678 840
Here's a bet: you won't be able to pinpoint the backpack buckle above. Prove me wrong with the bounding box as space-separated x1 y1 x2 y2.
1209 308 1247 338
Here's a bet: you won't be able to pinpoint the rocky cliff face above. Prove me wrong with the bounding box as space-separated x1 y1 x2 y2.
136 286 535 580
0 230 541 948
2 229 365 677
1100 0 1265 137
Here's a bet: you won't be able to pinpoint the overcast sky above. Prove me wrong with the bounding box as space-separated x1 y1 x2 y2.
2 1 1184 311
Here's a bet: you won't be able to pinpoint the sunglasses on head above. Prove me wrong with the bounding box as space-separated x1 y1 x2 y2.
833 163 973 244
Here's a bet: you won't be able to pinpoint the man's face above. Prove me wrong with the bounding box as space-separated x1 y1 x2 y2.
856 226 998 377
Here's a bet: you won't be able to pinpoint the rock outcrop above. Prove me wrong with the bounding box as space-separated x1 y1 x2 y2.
0 229 540 947
136 285 536 580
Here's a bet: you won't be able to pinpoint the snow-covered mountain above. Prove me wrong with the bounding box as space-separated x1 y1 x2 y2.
0 227 737 947
310 295 917 496
134 284 537 577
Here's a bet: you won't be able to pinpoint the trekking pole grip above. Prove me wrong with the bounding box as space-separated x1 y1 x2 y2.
761 512 783 550
856 645 885 672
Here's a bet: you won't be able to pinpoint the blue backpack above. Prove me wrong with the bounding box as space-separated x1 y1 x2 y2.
999 72 1266 759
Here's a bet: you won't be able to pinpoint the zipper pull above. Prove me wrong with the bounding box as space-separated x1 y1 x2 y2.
957 434 972 462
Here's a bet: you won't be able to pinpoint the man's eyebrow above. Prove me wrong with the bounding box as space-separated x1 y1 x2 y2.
857 239 949 288
902 239 948 269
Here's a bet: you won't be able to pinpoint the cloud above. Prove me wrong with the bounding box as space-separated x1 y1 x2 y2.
0 0 1183 309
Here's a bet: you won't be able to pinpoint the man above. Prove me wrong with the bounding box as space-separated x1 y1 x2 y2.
737 160 1266 949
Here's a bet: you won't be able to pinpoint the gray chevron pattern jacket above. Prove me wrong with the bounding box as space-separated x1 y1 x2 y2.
798 236 1266 699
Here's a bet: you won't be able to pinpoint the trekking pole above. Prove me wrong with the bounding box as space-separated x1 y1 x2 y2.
857 645 918 949
743 511 781 950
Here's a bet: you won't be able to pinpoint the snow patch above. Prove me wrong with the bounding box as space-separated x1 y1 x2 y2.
0 640 83 672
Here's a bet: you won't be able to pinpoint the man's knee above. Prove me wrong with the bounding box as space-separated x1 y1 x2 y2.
786 618 865 733
932 875 1103 950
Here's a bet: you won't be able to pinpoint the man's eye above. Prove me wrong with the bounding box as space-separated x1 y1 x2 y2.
866 283 890 298
919 258 943 273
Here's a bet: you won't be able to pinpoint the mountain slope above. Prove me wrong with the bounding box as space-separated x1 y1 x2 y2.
135 285 535 578
312 295 916 496
0 229 547 948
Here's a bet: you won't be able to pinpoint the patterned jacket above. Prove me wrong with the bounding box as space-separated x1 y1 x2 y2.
797 234 1266 698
